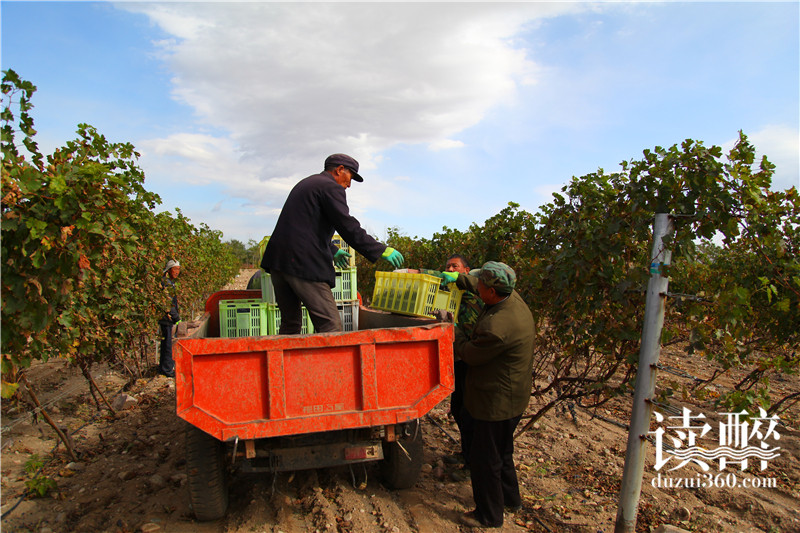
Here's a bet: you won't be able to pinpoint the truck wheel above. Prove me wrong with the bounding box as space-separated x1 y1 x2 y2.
185 423 229 521
380 422 423 489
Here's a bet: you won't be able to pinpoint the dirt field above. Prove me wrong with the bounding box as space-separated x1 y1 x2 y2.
2 269 798 533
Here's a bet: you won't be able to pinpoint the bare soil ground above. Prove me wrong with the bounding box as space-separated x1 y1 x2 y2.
2 269 798 533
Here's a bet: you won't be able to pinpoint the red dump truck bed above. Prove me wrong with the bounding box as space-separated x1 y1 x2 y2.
173 289 455 521
174 290 455 442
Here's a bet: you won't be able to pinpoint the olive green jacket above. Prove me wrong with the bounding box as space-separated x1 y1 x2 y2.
453 273 535 421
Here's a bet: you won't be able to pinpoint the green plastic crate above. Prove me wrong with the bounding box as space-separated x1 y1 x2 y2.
333 267 358 302
266 301 359 334
266 304 314 335
260 271 276 303
260 234 349 267
258 236 354 304
260 269 355 305
219 299 269 338
332 234 356 268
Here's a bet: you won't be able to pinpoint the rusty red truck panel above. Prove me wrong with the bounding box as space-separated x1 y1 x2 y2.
174 321 454 442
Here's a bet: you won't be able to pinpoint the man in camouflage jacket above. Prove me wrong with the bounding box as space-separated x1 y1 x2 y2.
158 259 181 378
423 254 483 470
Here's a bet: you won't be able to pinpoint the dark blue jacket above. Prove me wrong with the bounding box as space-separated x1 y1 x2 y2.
158 276 180 325
261 171 385 287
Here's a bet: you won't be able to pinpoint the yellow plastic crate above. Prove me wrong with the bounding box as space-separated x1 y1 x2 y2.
332 267 358 302
434 284 464 322
371 272 440 318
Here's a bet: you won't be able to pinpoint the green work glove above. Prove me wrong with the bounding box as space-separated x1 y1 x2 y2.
440 271 458 284
333 248 352 269
381 247 405 268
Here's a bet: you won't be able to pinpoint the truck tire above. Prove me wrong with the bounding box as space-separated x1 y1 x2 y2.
380 422 424 489
185 423 228 521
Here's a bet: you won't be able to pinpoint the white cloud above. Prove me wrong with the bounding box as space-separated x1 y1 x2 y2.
721 125 800 191
534 183 567 204
125 2 581 180
749 125 800 191
429 139 465 151
112 3 795 244
134 5 212 40
136 132 297 206
117 2 589 240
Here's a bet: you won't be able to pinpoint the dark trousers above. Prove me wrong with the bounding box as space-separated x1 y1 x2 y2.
271 270 341 334
469 415 522 527
158 322 175 376
450 360 474 465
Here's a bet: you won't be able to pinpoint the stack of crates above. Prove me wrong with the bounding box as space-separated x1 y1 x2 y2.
220 235 358 337
371 271 464 321
330 234 359 332
268 306 315 335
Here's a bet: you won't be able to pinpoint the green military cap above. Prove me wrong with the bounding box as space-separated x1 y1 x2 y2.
471 261 516 294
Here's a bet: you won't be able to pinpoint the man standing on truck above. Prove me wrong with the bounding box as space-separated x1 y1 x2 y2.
158 259 181 378
262 153 405 334
443 261 534 529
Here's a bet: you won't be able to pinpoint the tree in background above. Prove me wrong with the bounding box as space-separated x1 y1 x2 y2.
377 135 798 419
224 238 262 268
5 66 794 429
1 70 239 412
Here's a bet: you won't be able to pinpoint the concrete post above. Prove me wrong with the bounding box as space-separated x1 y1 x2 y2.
614 213 673 533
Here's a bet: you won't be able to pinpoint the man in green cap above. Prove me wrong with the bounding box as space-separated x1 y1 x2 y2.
441 261 535 528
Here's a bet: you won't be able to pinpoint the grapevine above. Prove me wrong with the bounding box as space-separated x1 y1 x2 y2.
375 137 798 417
1 70 239 429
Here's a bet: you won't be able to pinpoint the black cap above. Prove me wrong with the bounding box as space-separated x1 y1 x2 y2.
324 153 363 182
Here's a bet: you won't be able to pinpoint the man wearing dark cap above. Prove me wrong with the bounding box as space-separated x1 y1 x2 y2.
262 154 404 333
444 261 535 528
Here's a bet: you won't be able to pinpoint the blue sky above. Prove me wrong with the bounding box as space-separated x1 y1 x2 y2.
3 1 798 245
